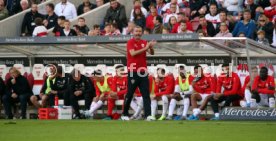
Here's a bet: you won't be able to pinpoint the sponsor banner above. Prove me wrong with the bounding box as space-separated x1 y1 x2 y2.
0 34 199 45
220 107 276 121
0 58 29 66
237 57 276 65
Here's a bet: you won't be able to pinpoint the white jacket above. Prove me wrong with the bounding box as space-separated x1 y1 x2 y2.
223 0 239 12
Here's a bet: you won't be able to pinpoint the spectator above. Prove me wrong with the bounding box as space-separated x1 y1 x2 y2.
83 5 91 13
152 15 163 34
216 10 236 33
164 15 177 32
111 23 121 35
102 23 112 36
223 0 239 16
177 20 193 33
232 9 256 39
244 0 258 20
143 27 151 34
156 0 165 15
256 30 270 46
196 15 216 37
146 4 157 30
104 0 127 31
54 0 77 20
133 6 146 29
59 20 77 36
205 3 220 28
6 0 21 15
171 12 193 33
264 0 276 22
32 17 47 37
272 25 276 47
0 0 8 20
77 0 96 15
122 21 135 35
162 26 170 34
73 25 85 36
53 16 65 36
130 0 147 22
161 0 180 14
21 3 44 36
88 24 100 36
20 0 29 11
95 0 104 7
69 69 94 119
77 17 90 35
215 22 233 46
163 3 178 24
2 67 33 119
43 3 58 29
254 14 274 44
258 0 271 9
189 0 205 19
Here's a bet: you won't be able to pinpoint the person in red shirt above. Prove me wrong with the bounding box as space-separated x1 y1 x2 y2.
188 65 216 120
121 26 156 121
251 67 275 108
151 67 175 120
167 65 194 120
210 64 242 120
240 66 258 108
146 4 158 31
100 65 127 120
171 12 193 33
84 69 113 119
264 0 276 21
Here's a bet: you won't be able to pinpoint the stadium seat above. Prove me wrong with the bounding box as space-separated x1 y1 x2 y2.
27 73 34 90
95 64 107 75
74 64 85 74
32 64 45 80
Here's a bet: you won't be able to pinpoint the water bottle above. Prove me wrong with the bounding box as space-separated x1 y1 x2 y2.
55 95 59 106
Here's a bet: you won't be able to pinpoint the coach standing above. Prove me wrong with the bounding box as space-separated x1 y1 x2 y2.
121 26 156 121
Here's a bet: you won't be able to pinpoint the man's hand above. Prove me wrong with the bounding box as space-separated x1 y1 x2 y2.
109 91 118 99
11 78 16 85
149 40 157 48
213 93 223 100
43 19 48 27
11 93 18 99
74 91 82 96
39 93 44 99
50 90 58 95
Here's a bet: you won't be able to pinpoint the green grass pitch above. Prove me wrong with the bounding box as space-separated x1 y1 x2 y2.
0 120 276 141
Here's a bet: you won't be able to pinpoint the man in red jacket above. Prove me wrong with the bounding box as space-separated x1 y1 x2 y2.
251 67 275 108
151 67 175 120
210 64 241 120
264 0 276 21
105 65 127 120
188 65 216 120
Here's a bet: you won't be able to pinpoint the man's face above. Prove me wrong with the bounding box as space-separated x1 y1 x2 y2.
219 13 227 22
180 22 187 31
31 4 38 13
157 69 165 79
0 2 4 10
247 0 254 4
116 68 125 77
222 66 230 75
252 68 258 78
94 27 100 34
21 1 29 10
133 27 142 39
177 15 184 22
110 1 118 9
270 0 276 5
170 4 177 13
243 12 251 21
134 1 141 7
210 5 217 15
78 19 85 26
61 0 67 3
260 68 268 80
171 0 177 4
96 0 104 7
46 5 52 13
199 17 206 25
64 22 70 29
156 0 163 4
220 25 227 32
150 7 156 14
179 67 185 78
73 73 81 82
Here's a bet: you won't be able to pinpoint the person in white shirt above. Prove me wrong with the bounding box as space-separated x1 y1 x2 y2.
223 0 239 15
54 0 77 20
205 3 220 28
163 3 178 24
130 0 147 22
161 0 181 14
33 17 48 37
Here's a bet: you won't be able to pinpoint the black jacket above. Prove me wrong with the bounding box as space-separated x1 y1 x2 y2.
6 75 33 95
77 2 97 15
79 25 90 35
40 74 70 95
104 3 127 31
69 75 94 96
197 21 216 37
21 11 44 36
59 29 77 36
6 0 21 16
254 22 274 44
45 13 58 29
0 77 5 96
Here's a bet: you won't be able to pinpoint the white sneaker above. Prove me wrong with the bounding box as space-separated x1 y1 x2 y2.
83 110 93 119
146 116 156 121
121 116 130 121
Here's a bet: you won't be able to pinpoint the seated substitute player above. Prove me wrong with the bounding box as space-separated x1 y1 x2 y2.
250 67 275 108
152 67 175 121
239 66 258 108
69 69 94 119
166 65 194 120
188 65 216 120
105 65 127 120
84 69 113 119
210 64 242 120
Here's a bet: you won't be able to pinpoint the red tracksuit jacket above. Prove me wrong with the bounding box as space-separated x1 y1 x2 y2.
252 75 275 95
216 72 241 96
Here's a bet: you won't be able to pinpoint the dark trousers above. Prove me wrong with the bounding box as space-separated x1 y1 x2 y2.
48 91 70 107
70 92 93 116
210 94 241 113
123 72 151 117
2 94 30 119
